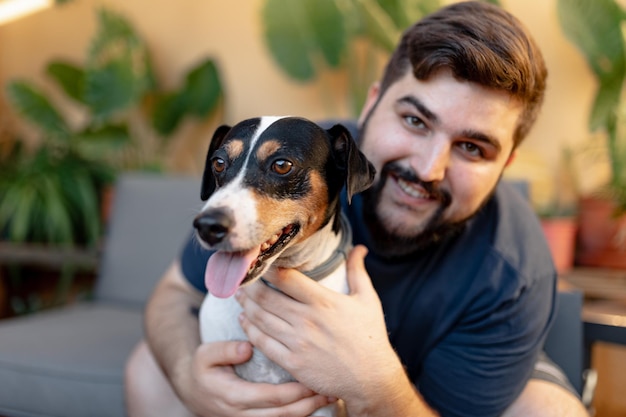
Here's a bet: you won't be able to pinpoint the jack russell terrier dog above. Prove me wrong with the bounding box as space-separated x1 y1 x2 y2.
193 116 375 417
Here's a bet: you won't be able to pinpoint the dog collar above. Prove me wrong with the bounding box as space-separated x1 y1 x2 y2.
260 212 353 290
301 212 353 282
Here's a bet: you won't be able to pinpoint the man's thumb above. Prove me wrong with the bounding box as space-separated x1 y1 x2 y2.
346 245 372 295
198 341 253 368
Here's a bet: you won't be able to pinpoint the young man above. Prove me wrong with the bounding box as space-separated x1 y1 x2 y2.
125 2 589 416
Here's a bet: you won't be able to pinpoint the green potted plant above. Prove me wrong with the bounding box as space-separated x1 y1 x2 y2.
0 7 223 311
2 7 223 245
0 7 147 249
557 0 626 269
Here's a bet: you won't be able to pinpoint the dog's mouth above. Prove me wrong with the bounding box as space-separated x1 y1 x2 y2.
204 223 300 298
249 223 300 279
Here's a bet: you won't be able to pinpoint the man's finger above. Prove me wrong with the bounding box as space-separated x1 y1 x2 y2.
196 341 253 368
346 245 373 295
263 267 329 304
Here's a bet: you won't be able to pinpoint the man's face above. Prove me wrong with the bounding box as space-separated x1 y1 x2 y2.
358 69 521 254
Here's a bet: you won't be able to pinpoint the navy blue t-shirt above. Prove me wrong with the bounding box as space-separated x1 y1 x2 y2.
181 181 556 417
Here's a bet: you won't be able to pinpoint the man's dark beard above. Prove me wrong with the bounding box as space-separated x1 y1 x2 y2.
362 162 468 258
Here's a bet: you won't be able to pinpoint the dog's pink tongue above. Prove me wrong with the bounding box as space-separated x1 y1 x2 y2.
205 247 260 298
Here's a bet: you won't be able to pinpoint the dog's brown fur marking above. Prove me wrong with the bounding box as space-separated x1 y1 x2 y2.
225 140 244 160
256 140 282 163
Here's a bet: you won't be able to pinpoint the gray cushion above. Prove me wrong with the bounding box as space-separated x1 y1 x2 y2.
0 173 203 416
95 173 202 307
0 303 142 417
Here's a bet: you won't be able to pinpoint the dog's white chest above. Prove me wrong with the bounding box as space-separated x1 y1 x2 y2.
199 267 347 417
199 285 294 384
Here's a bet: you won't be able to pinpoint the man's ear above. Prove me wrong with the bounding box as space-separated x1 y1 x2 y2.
200 124 231 201
357 82 381 127
328 124 376 204
505 150 516 167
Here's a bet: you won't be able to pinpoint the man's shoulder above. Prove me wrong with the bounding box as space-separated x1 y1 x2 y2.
479 181 555 279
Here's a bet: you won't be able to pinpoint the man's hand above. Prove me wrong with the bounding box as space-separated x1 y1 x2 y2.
173 339 334 417
236 245 402 404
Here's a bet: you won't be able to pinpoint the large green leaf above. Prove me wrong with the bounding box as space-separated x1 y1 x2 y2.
72 123 132 162
590 75 624 133
84 57 139 121
5 81 69 138
152 59 223 136
262 0 347 81
84 8 152 121
558 0 626 132
183 59 223 117
88 8 141 64
151 92 188 136
4 182 37 242
57 161 101 245
39 175 74 245
303 0 346 68
374 0 412 30
46 60 86 104
352 0 403 52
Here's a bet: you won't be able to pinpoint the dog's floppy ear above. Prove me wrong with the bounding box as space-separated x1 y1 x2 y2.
201 124 232 201
328 124 376 203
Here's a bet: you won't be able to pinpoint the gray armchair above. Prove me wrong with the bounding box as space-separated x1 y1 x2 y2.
0 173 201 417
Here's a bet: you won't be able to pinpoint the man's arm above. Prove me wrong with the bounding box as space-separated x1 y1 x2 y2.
143 261 205 404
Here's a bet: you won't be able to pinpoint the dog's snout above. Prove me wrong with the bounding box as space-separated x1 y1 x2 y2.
194 209 233 245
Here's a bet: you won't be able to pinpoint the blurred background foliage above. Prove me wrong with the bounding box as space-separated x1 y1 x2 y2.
261 0 501 114
0 7 223 248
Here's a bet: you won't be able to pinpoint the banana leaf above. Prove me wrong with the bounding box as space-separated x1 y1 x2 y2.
5 81 69 138
46 60 86 105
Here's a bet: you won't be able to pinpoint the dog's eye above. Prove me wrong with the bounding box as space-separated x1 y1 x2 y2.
212 157 226 173
272 159 293 175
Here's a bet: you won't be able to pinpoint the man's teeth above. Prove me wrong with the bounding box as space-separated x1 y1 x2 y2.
397 178 429 199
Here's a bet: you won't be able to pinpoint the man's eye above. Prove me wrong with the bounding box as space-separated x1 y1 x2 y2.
212 157 226 173
404 115 426 129
459 142 483 158
272 159 293 175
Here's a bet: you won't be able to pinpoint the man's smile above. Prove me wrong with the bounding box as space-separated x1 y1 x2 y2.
396 176 434 200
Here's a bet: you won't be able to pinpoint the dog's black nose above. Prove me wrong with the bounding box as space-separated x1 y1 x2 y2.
193 209 233 245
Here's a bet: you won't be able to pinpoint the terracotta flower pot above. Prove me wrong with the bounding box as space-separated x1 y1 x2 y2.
576 196 626 269
541 217 578 275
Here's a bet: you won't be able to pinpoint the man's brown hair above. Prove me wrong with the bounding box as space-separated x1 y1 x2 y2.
379 1 547 148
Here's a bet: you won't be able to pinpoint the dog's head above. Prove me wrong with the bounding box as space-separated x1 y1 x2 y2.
193 117 374 298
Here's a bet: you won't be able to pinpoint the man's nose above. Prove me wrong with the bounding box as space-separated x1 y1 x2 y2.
411 137 449 183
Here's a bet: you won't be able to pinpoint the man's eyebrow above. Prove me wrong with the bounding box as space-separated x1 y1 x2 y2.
397 95 439 124
460 129 502 153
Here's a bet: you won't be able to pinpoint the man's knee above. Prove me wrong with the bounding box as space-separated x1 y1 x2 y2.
124 341 192 417
502 379 589 417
